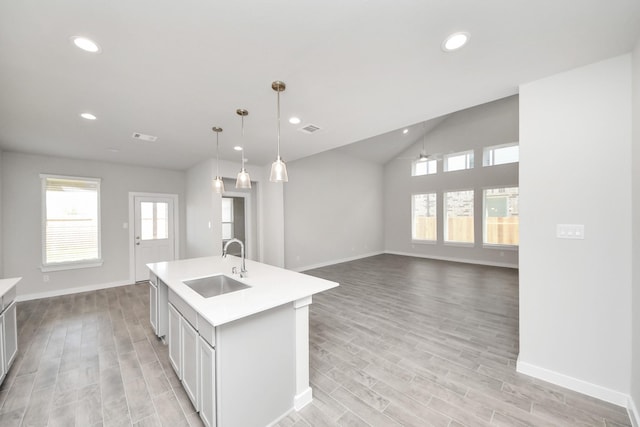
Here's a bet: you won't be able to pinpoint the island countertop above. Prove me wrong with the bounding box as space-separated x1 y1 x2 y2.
147 256 338 327
0 277 20 298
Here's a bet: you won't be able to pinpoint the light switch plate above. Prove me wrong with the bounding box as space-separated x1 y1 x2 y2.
556 224 585 239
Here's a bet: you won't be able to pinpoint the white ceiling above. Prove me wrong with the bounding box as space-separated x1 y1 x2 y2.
1 0 639 170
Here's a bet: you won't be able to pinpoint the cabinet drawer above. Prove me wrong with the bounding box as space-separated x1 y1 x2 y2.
197 314 215 347
169 289 198 328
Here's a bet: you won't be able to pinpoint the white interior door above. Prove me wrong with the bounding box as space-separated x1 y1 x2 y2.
134 196 175 282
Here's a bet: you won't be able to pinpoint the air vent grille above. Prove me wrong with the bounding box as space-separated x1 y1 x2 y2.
299 124 321 134
132 132 158 142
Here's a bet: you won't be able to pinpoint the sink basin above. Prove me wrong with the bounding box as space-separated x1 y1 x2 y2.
183 274 250 298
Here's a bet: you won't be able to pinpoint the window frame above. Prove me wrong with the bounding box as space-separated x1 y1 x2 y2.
411 193 437 243
482 186 519 248
443 189 475 246
444 150 474 172
482 142 519 167
411 158 438 177
40 174 103 272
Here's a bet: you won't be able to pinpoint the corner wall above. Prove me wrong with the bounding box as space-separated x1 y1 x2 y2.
283 150 384 271
631 39 640 425
2 151 186 299
519 54 632 405
0 149 3 277
384 96 519 267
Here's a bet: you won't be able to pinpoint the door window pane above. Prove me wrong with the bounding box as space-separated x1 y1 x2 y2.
141 202 169 240
221 198 234 240
484 187 519 245
412 194 437 241
444 190 474 243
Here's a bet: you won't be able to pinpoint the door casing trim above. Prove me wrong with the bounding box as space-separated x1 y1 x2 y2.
128 192 180 283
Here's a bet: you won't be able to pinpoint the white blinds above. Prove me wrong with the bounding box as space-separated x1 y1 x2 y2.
43 176 101 266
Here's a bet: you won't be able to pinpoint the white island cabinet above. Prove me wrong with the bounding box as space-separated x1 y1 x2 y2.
148 256 338 427
0 278 20 386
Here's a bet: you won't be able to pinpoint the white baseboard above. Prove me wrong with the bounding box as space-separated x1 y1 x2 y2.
292 251 385 272
293 386 313 410
516 359 629 407
385 250 518 269
16 280 134 302
629 394 639 427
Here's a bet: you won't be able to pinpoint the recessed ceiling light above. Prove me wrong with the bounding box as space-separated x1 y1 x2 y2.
234 146 243 151
71 36 101 53
442 32 469 52
107 148 119 153
289 117 301 125
403 129 409 134
80 112 97 120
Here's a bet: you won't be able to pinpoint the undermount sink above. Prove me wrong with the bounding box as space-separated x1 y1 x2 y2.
183 274 250 298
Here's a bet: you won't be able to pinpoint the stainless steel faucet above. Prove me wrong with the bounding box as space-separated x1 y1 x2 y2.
222 238 247 277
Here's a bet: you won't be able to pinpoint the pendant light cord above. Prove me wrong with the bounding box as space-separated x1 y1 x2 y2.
241 115 246 170
276 89 281 159
216 132 220 176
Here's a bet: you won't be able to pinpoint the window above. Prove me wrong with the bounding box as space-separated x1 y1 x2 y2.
140 202 169 240
41 175 101 270
412 193 437 241
483 143 519 166
444 190 474 243
412 159 437 176
484 187 519 246
221 197 234 240
444 150 474 172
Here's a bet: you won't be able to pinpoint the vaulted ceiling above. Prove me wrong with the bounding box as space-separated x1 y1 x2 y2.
1 0 639 170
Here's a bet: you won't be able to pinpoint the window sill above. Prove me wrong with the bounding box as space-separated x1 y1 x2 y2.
41 260 103 272
411 239 437 245
443 241 475 248
482 244 518 251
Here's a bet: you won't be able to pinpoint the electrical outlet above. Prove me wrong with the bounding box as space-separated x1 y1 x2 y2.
43 275 49 282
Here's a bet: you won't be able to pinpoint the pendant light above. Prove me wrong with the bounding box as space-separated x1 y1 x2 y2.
212 127 225 193
418 122 429 162
269 81 289 182
235 109 251 189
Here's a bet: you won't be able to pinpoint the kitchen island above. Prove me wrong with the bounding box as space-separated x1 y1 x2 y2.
147 255 338 427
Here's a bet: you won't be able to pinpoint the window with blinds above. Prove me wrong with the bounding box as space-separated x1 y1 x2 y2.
41 175 102 270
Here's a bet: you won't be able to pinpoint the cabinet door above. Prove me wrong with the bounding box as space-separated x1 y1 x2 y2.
198 336 216 427
149 283 158 335
3 302 17 369
168 303 182 378
181 319 199 410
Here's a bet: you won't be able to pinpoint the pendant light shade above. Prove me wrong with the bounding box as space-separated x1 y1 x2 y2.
270 81 288 182
235 109 251 189
212 127 225 194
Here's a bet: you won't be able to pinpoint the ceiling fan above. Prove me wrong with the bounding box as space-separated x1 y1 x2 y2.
397 121 442 162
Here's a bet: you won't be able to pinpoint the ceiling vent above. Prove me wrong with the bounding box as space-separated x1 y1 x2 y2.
132 132 158 142
299 123 322 134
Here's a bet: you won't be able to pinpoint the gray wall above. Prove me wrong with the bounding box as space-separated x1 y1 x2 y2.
283 150 384 271
632 40 640 421
0 150 3 277
519 55 632 404
185 158 280 266
2 151 186 298
384 96 519 267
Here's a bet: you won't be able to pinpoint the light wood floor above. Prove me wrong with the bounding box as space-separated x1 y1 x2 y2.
0 254 632 426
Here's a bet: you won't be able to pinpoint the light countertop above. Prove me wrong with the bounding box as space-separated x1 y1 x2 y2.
0 277 20 298
148 256 338 327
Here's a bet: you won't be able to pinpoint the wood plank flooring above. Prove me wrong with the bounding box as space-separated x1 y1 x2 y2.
0 254 632 426
276 254 631 427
